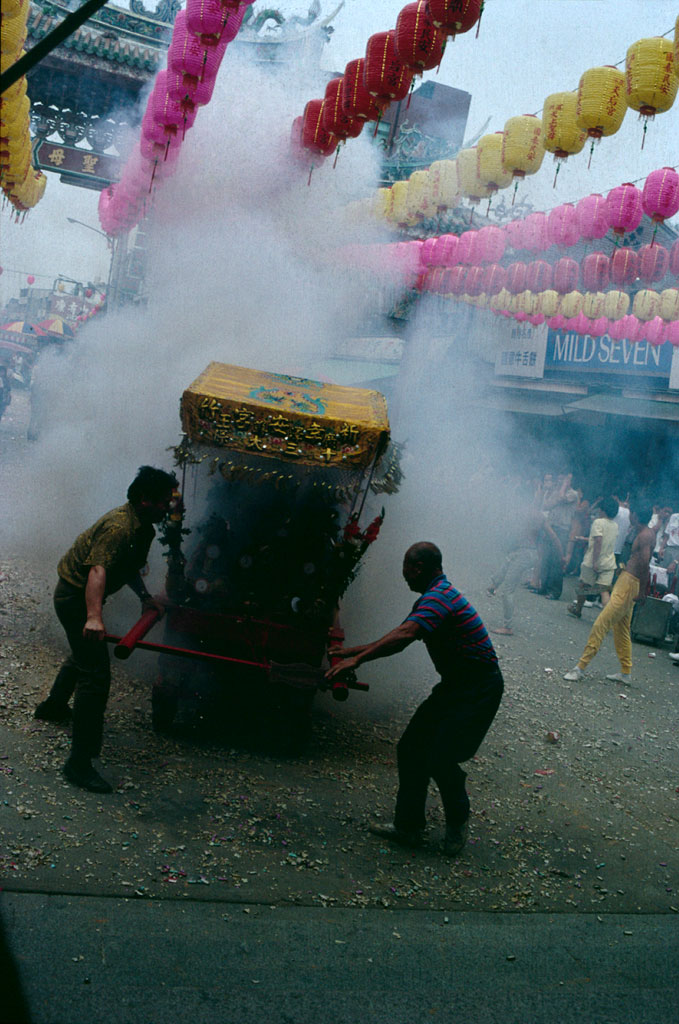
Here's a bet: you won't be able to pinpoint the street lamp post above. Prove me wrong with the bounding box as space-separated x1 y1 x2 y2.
66 217 115 307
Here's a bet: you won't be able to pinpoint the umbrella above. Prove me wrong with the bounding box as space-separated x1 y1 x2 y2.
36 316 76 338
0 320 49 338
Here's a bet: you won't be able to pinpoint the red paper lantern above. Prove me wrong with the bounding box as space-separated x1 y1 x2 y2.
27 275 35 284
525 260 553 292
302 100 337 157
482 263 507 295
464 265 485 296
610 247 639 286
427 0 482 36
364 31 413 102
341 59 385 122
637 243 669 284
395 2 446 72
443 265 468 295
553 257 579 293
581 251 611 291
505 262 528 294
322 77 363 140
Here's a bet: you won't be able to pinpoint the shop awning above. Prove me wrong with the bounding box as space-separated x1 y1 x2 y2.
477 389 571 417
563 394 679 423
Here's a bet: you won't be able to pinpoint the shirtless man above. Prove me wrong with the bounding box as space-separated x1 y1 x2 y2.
564 506 658 684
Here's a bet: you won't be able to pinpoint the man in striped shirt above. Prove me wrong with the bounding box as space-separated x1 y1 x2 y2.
326 542 504 855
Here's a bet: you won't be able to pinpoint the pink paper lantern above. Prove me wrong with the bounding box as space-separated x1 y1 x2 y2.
431 233 459 267
548 314 566 330
604 182 643 237
642 167 679 224
505 262 527 294
525 260 553 292
476 225 506 262
564 316 580 332
581 251 610 292
444 266 468 295
168 11 226 80
457 231 476 264
610 247 639 286
670 240 679 277
573 312 592 335
615 314 641 342
27 274 35 284
553 257 579 293
522 211 550 252
665 320 679 346
528 314 545 326
547 203 580 247
482 263 507 295
576 193 609 240
420 237 438 267
514 312 529 322
637 243 669 284
504 219 525 250
642 316 668 346
186 0 230 43
167 67 216 108
465 265 486 296
152 73 198 134
588 316 609 338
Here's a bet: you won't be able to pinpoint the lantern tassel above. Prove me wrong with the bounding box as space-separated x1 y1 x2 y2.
512 180 518 206
641 119 647 150
307 162 314 187
476 3 485 38
553 160 561 189
333 144 340 170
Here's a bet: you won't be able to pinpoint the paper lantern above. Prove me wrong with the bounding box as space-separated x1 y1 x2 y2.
407 169 434 219
27 274 35 284
390 180 412 224
642 167 679 224
625 37 677 118
501 114 545 179
456 147 492 202
666 321 679 347
168 11 225 80
475 225 506 263
521 212 550 252
482 263 507 295
671 240 679 276
394 2 446 72
609 315 641 342
548 314 566 330
374 187 393 220
476 133 513 193
443 265 468 295
302 100 337 158
610 247 639 286
582 291 606 319
660 288 679 321
581 252 610 292
541 91 587 163
576 66 627 138
490 288 512 311
576 193 609 240
364 31 413 102
638 243 669 284
504 219 525 251
553 257 579 294
431 233 459 266
538 290 559 317
427 0 482 36
341 59 385 122
457 230 477 264
152 74 198 136
525 260 553 293
185 0 232 44
322 77 363 140
560 290 584 317
548 204 580 248
603 290 630 319
420 236 438 267
167 67 216 108
427 159 458 209
589 317 609 338
604 182 643 237
572 312 592 336
464 265 486 297
505 262 527 294
642 316 667 346
632 289 660 321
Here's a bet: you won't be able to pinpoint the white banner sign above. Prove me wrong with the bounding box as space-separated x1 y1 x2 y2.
494 321 548 379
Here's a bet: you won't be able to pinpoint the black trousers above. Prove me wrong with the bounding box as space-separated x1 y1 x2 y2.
48 579 111 760
394 661 503 831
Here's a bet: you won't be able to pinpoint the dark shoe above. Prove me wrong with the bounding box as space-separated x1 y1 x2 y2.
443 820 469 856
63 757 112 794
566 604 581 619
368 821 425 847
34 699 72 724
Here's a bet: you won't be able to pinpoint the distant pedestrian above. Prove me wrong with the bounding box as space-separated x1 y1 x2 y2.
567 496 619 618
488 511 562 633
564 506 658 684
326 543 503 856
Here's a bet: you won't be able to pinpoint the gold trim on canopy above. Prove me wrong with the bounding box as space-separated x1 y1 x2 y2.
180 362 391 468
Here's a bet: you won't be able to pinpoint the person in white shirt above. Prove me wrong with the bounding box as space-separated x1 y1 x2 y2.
659 511 679 570
567 496 619 618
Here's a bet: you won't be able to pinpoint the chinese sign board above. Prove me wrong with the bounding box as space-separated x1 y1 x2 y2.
494 322 548 379
545 331 674 381
32 140 121 189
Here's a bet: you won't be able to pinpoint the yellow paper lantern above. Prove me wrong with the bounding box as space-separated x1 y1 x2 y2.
476 132 513 193
456 147 492 202
1 94 30 138
632 289 660 321
0 14 27 56
537 290 559 317
374 187 393 221
1 0 30 19
501 114 545 179
582 291 606 318
659 288 679 321
576 66 627 138
1 48 26 74
491 287 512 310
560 291 584 317
675 16 679 80
407 169 433 219
0 76 27 107
603 290 630 319
390 180 412 224
427 158 458 210
625 37 677 117
542 91 587 160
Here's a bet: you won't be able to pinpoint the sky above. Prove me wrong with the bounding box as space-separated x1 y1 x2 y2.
1 0 677 307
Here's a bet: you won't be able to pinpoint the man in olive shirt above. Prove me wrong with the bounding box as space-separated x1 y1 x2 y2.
35 466 177 793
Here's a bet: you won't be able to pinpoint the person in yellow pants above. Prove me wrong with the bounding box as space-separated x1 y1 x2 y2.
564 507 658 684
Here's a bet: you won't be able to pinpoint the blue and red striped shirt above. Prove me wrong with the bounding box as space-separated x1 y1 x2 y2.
405 573 497 677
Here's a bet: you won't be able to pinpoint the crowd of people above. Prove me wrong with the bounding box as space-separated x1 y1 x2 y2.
487 471 679 680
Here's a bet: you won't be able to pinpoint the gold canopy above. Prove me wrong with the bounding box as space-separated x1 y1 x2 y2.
180 362 391 469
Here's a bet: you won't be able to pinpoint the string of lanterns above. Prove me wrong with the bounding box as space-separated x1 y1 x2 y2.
98 0 254 236
290 0 484 172
345 19 679 225
0 0 48 216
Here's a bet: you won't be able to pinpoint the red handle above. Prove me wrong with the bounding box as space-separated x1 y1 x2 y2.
113 608 160 660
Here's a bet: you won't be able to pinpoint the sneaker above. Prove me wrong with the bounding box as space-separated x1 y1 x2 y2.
368 821 424 847
563 666 584 681
443 819 469 857
605 672 630 683
34 699 72 724
669 652 679 663
63 757 112 794
566 604 581 619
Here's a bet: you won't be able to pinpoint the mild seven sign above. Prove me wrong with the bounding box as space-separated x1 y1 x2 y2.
545 330 673 380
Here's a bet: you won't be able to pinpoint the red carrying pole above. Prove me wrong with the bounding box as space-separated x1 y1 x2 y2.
111 608 160 660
